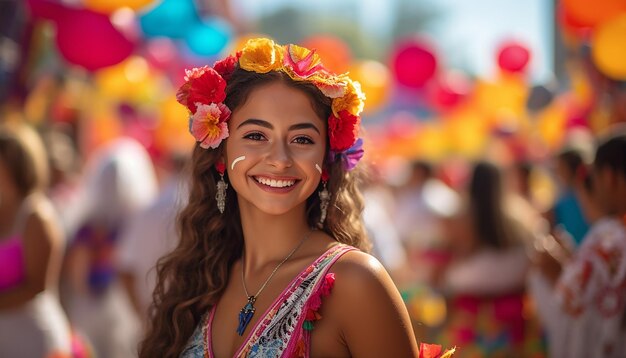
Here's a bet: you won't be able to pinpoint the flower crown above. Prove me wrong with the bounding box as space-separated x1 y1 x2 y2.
176 38 365 171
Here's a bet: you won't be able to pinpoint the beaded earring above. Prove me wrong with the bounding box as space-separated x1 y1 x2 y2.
318 169 330 228
215 162 227 213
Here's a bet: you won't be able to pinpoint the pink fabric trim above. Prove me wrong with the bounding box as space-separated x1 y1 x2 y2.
283 245 355 358
206 244 354 358
0 236 25 291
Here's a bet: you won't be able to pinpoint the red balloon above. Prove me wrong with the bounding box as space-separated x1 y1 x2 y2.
26 0 66 21
391 39 437 88
496 41 531 73
428 71 471 111
55 9 135 71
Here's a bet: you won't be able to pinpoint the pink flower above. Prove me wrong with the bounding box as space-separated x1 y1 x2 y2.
190 103 231 149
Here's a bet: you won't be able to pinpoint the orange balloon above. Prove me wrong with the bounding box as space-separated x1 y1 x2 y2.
84 0 158 14
562 0 626 28
592 13 626 80
349 60 391 113
301 35 352 74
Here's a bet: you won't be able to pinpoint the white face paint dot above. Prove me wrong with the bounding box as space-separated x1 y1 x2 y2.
315 164 322 174
231 156 246 171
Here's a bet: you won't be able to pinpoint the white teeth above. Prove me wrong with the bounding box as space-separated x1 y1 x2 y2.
255 177 296 188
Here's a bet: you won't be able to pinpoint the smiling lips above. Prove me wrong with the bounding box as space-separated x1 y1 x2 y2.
252 175 299 192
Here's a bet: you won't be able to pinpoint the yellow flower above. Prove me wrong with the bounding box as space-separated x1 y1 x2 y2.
239 38 283 73
331 77 366 117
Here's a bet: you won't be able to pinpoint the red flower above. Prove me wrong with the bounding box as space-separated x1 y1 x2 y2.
320 273 335 297
419 343 442 358
213 53 240 81
328 110 359 152
180 67 227 114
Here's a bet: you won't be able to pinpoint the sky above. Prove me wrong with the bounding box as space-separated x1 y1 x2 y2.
232 0 554 83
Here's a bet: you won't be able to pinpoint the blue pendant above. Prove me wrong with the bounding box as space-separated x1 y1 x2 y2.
237 296 256 336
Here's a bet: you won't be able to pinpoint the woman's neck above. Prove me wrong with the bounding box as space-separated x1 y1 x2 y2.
238 202 312 271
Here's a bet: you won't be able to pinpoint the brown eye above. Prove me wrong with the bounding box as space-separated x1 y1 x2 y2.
293 136 314 145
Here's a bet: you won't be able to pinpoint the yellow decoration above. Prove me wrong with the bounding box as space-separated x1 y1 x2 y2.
592 13 626 80
474 74 528 128
349 60 391 113
154 97 196 155
84 0 158 13
331 78 366 117
536 102 567 150
239 38 283 74
95 56 164 104
444 105 489 158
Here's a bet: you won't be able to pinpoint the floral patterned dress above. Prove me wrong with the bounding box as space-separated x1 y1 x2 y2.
181 244 355 358
554 218 626 358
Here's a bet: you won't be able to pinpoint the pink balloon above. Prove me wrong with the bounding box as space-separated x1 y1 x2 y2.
497 41 531 73
26 0 67 21
55 9 135 71
391 39 437 88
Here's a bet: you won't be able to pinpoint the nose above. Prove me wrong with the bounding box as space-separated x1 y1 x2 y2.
266 141 293 169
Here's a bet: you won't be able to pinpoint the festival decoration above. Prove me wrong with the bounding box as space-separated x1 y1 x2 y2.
391 37 438 89
591 13 626 80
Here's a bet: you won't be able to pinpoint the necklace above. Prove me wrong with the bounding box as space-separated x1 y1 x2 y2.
236 230 311 336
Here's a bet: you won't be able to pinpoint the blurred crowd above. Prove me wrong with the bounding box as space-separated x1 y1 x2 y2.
2 0 626 357
1 113 625 358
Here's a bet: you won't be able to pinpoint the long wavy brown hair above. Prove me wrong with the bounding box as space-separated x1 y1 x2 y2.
139 67 369 357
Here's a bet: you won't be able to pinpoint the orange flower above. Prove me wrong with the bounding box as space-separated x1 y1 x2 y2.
239 38 283 73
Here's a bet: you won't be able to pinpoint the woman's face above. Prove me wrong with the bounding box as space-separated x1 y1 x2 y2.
224 81 327 216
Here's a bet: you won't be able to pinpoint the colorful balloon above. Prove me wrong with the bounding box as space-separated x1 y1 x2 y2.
84 0 158 14
496 41 531 73
55 8 135 71
139 0 199 39
592 13 626 80
185 18 233 57
562 0 626 28
391 38 438 89
301 35 353 74
349 60 391 113
428 70 472 112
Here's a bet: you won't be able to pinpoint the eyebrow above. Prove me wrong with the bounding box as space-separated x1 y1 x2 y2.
237 118 320 134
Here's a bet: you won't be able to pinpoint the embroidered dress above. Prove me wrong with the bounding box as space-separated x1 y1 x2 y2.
181 244 355 358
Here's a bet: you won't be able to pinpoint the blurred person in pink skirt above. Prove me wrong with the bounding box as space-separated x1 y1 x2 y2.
0 122 73 357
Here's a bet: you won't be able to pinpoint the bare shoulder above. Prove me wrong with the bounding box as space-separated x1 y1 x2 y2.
22 196 62 245
330 250 400 305
325 249 419 357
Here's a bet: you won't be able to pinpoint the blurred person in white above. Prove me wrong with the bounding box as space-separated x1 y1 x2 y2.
361 167 410 286
393 161 445 268
64 137 158 358
434 161 542 357
116 152 189 326
531 129 626 358
0 122 72 357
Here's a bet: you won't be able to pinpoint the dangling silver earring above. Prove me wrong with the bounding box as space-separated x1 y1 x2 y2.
318 181 329 228
216 173 228 213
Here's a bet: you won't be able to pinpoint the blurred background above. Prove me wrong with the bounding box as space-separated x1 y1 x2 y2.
1 0 625 357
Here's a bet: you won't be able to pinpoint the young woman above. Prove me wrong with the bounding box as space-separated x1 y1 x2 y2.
0 122 73 357
139 38 419 357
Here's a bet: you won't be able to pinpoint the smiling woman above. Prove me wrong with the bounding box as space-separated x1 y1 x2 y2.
139 38 419 358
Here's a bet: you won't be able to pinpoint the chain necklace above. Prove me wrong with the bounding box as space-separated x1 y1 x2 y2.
236 230 311 336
